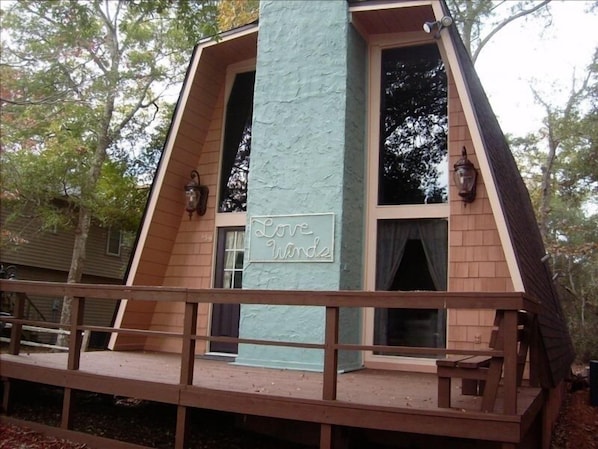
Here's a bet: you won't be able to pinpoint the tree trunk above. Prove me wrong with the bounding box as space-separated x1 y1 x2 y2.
55 7 116 347
56 207 92 347
56 129 111 347
538 126 558 242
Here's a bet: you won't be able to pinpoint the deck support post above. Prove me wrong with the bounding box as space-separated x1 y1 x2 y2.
1 377 11 414
320 423 333 449
320 423 348 449
502 310 518 414
175 405 190 449
67 297 85 371
175 300 197 449
61 387 75 429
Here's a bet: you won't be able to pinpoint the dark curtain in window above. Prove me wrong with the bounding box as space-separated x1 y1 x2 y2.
374 219 447 347
418 220 448 347
374 220 410 344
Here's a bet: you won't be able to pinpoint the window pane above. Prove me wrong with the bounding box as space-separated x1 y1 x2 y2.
235 232 244 249
379 45 448 205
223 271 232 289
226 232 236 249
224 252 235 269
219 71 255 212
235 252 244 269
233 271 243 289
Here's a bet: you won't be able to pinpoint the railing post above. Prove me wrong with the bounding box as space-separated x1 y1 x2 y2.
321 306 339 449
528 313 541 387
67 296 85 371
176 299 197 449
323 306 339 400
8 292 26 355
179 301 198 385
502 309 518 414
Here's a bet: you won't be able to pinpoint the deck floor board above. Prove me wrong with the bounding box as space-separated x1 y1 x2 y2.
1 350 539 414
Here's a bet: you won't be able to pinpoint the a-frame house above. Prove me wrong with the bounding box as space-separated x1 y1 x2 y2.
93 0 574 446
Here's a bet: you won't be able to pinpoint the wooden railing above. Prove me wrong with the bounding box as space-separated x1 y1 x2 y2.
0 279 541 419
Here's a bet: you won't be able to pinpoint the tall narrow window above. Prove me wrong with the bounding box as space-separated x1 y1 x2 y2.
379 44 448 205
219 71 255 213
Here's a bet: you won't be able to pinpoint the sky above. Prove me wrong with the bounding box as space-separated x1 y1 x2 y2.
475 1 597 137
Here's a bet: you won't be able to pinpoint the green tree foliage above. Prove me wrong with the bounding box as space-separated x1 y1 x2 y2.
511 50 598 361
217 0 259 32
0 0 219 337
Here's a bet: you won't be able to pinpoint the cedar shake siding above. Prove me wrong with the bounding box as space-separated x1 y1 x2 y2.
111 26 258 352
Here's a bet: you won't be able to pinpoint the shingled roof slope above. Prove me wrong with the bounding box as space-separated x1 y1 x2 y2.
441 1 575 387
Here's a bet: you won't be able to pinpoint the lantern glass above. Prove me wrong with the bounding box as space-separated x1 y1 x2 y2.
454 167 475 195
185 187 200 214
184 170 209 218
453 147 477 203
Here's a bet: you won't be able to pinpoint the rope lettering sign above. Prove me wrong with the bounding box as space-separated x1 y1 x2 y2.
248 213 335 263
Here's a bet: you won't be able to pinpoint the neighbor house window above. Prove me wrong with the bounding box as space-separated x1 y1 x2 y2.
219 71 255 213
106 227 122 256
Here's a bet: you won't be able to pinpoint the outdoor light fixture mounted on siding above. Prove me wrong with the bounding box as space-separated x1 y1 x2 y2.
453 147 478 203
184 170 209 219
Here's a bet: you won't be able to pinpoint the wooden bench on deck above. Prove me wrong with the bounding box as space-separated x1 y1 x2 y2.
437 310 531 412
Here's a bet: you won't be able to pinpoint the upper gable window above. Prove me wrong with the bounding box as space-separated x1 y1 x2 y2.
378 44 448 206
219 71 255 213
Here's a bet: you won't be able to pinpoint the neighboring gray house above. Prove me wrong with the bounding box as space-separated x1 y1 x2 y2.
1 206 130 346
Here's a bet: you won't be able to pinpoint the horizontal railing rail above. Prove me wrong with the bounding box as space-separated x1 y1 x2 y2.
0 279 541 419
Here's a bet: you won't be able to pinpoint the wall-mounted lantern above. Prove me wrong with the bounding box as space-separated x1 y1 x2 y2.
453 147 477 203
184 170 209 219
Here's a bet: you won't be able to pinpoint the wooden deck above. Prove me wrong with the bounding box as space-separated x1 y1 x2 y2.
1 350 543 446
0 280 547 449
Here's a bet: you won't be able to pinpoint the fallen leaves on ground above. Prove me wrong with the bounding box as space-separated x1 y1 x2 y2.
2 375 597 449
550 384 598 449
0 422 87 449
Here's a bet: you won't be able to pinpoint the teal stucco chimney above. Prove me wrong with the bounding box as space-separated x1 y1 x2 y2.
236 0 366 371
